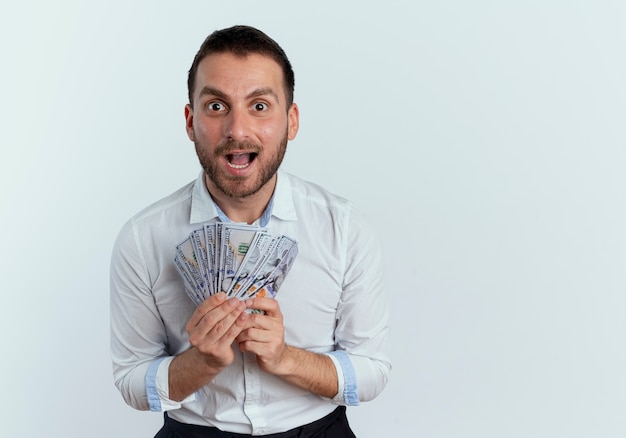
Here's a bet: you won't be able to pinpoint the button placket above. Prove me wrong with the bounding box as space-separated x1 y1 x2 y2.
242 351 267 431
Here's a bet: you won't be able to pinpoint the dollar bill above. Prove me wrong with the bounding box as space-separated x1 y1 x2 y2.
256 239 298 298
174 223 299 306
190 228 210 296
203 223 217 296
238 236 298 299
174 246 204 305
227 232 275 297
177 237 207 291
220 224 265 296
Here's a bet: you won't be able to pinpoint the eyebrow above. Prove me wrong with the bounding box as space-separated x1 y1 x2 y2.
198 86 228 100
247 87 279 101
198 86 280 102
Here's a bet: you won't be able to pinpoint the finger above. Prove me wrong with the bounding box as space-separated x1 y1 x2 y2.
214 311 255 353
195 297 245 335
236 312 284 346
244 297 282 317
191 310 251 362
237 334 283 359
187 296 244 342
237 332 267 353
236 326 274 344
211 303 251 344
187 292 228 328
188 299 247 349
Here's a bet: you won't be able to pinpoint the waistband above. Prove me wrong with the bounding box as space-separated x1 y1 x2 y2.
163 406 347 438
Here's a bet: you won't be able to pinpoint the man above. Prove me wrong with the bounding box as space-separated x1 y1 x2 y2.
110 25 390 437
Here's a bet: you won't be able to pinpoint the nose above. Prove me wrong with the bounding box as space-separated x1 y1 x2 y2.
224 106 250 141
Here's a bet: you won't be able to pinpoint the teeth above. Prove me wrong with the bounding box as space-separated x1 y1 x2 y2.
226 152 255 169
227 161 250 169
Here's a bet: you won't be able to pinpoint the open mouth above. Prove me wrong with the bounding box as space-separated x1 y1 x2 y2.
226 152 258 169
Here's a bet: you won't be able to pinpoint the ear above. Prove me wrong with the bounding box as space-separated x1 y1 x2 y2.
287 103 299 140
184 104 195 141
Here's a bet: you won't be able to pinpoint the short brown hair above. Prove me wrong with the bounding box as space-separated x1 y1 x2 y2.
187 25 295 108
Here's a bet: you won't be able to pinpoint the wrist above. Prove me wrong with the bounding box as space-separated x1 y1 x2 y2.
267 345 297 377
193 347 229 376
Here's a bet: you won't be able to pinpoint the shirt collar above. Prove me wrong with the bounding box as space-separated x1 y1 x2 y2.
272 170 298 222
189 169 298 225
189 171 219 224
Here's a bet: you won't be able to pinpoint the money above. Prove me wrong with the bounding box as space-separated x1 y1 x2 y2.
220 224 261 295
236 236 298 299
227 232 275 298
174 223 298 305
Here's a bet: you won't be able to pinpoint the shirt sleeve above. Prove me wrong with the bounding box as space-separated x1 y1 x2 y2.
332 205 391 404
150 356 196 411
110 218 179 411
325 351 357 405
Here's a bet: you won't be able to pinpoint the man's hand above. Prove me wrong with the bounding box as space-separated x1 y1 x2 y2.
236 297 287 374
236 297 339 399
169 292 248 401
187 292 248 369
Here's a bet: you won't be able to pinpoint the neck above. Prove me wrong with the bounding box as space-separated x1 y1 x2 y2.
204 174 276 225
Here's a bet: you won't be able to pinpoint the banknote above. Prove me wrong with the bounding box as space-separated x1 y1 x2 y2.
203 223 217 296
175 223 298 305
190 229 210 294
213 224 223 295
239 237 299 299
227 232 275 297
220 224 263 296
176 237 207 294
174 248 204 305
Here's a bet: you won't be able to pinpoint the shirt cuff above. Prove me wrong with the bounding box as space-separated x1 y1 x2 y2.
146 357 196 412
326 351 360 406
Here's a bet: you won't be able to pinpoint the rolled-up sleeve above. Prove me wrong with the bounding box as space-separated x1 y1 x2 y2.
332 206 391 404
110 219 171 411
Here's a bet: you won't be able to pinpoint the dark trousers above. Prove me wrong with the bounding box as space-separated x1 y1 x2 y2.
154 406 356 438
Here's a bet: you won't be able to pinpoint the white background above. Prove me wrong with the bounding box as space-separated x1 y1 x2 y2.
1 1 625 437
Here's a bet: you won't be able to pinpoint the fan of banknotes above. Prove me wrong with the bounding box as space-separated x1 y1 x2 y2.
174 223 298 306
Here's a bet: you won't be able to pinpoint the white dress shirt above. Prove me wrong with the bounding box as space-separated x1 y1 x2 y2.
110 170 391 435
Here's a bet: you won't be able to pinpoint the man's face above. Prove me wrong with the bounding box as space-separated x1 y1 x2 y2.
185 52 299 199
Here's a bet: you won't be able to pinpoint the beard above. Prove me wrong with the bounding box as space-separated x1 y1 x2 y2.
195 131 288 199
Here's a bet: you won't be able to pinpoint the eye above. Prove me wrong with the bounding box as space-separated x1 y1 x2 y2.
207 101 226 112
252 102 268 112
